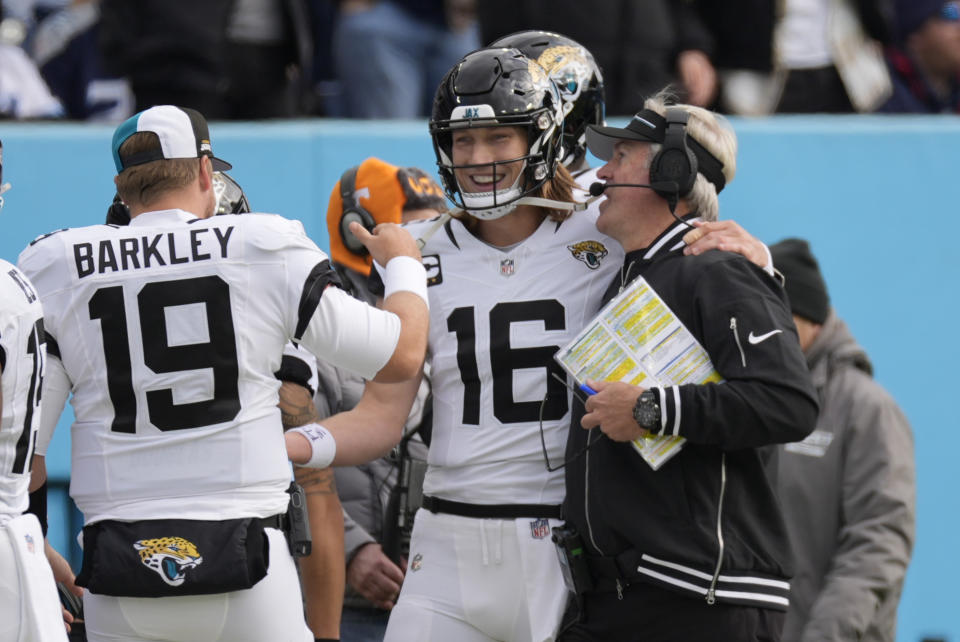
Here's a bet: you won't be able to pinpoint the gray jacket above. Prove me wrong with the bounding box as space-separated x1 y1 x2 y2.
778 311 915 642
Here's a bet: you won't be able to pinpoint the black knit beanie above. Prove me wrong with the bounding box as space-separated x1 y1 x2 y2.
769 238 830 324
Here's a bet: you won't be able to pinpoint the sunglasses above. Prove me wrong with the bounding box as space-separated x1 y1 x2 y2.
941 1 960 22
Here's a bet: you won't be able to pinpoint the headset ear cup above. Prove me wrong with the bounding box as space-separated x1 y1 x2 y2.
651 148 696 198
650 109 698 199
340 208 377 256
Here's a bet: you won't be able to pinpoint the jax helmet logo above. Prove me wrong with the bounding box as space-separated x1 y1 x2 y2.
567 240 609 269
134 537 204 586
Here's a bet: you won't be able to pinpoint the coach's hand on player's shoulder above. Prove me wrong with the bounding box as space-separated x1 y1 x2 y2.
346 542 406 610
349 221 422 267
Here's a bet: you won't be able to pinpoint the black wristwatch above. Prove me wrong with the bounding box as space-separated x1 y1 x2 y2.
632 390 661 432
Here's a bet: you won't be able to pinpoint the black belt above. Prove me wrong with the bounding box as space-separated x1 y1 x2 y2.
421 495 561 520
259 513 286 531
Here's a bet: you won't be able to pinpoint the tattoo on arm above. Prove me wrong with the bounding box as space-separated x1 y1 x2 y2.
295 466 337 496
279 382 320 429
279 382 335 495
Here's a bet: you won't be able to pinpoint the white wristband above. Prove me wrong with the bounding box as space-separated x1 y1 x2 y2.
383 255 429 307
290 423 337 468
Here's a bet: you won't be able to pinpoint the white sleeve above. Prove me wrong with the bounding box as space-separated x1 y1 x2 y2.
35 352 70 457
262 219 402 381
298 286 400 381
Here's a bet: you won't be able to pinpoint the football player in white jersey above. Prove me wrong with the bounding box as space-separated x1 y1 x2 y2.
0 139 73 642
364 46 622 642
17 105 429 642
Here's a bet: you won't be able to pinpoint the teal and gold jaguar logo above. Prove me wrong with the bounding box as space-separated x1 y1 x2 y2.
568 240 609 269
134 537 203 586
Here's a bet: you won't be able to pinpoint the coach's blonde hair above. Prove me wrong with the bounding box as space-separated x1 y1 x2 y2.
643 89 737 222
115 132 200 208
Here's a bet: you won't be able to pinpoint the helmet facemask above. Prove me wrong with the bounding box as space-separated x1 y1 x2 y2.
212 171 251 215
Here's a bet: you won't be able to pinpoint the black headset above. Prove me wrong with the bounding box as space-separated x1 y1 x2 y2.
648 108 698 209
338 165 377 256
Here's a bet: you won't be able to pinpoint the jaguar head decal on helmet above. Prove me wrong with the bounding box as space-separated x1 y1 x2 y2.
489 31 605 169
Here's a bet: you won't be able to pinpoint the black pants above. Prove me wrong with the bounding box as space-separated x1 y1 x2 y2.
558 582 785 642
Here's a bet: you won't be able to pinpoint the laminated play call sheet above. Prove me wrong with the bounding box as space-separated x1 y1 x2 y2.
554 276 722 469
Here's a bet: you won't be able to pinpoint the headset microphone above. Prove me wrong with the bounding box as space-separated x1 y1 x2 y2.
588 181 679 197
587 182 691 229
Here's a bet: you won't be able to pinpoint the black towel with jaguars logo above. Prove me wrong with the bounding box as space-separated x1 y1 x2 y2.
75 517 270 597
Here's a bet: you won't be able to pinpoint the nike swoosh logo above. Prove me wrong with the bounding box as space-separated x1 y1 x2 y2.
748 329 783 345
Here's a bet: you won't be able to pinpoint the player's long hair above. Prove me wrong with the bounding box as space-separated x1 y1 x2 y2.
540 163 577 222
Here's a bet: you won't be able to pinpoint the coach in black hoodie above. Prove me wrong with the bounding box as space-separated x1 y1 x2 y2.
558 92 818 642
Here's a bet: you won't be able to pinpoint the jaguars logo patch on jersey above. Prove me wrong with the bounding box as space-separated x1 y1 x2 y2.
134 537 204 586
568 240 609 269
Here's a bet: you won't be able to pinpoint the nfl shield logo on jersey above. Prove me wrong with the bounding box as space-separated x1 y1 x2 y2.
500 258 515 277
529 518 550 540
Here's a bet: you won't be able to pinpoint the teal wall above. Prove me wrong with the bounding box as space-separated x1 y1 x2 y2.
0 116 954 641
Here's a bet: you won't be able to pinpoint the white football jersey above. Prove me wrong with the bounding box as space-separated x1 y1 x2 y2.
0 260 45 518
17 210 401 524
399 211 622 505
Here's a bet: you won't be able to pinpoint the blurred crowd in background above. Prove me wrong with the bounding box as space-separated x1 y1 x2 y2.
0 0 958 122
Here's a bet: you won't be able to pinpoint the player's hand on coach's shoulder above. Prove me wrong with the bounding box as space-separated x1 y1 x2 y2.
682 219 770 270
349 221 422 267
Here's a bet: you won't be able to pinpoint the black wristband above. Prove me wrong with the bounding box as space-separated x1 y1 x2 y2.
27 480 48 536
315 638 339 642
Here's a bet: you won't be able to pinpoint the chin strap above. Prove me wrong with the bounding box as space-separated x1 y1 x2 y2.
415 212 454 250
512 194 600 211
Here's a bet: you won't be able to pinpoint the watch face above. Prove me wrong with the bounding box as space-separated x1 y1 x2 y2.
633 393 660 430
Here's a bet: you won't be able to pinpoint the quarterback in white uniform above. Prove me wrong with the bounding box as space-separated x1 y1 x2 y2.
368 47 622 642
18 106 428 642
